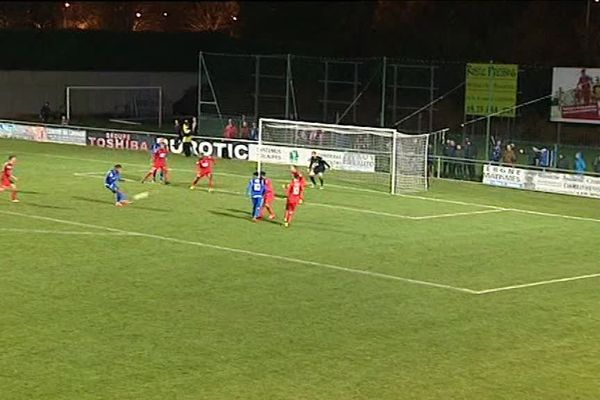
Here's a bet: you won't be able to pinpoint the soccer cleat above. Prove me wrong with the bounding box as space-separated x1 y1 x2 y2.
208 188 214 193
11 199 19 203
319 186 324 190
284 222 289 228
115 202 123 207
190 186 195 190
268 214 276 220
310 183 315 188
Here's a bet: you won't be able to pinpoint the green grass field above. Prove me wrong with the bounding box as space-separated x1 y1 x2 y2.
2 138 600 399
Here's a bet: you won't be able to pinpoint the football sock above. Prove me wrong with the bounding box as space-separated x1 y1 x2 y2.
310 176 317 186
319 177 324 187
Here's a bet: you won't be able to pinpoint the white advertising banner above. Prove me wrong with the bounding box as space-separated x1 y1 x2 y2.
483 164 600 199
248 144 376 173
0 122 86 145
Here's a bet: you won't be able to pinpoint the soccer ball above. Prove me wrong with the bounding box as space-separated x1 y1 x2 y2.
133 191 149 200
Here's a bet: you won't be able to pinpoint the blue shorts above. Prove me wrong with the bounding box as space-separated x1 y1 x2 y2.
105 184 118 193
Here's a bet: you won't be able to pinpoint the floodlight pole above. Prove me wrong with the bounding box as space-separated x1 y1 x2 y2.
65 87 70 122
380 57 387 127
197 52 202 124
285 54 291 119
484 60 494 161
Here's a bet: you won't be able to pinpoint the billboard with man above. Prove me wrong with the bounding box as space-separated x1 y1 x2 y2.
551 67 600 124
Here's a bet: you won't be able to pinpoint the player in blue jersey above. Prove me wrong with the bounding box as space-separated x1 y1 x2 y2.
105 164 130 207
247 171 266 222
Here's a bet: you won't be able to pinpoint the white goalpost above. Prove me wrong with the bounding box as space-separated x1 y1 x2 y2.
65 86 163 127
254 118 430 194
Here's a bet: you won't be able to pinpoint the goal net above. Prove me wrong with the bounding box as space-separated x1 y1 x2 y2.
65 86 163 128
253 118 429 193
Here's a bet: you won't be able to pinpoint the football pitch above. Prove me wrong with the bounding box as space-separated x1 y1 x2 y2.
2 137 600 399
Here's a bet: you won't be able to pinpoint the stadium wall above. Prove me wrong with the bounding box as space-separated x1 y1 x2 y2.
0 70 196 120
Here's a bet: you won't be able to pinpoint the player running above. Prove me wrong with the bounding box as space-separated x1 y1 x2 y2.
308 151 331 189
149 140 165 183
141 142 170 184
259 171 276 220
1 155 19 203
247 172 266 222
105 164 130 207
190 153 216 191
283 170 305 228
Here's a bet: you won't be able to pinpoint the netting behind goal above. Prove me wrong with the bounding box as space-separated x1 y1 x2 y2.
393 133 429 193
255 118 429 193
66 86 162 127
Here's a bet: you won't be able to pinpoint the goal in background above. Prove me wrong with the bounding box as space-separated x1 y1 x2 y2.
254 118 429 194
65 86 163 127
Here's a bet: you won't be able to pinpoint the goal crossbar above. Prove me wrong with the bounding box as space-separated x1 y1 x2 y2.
257 118 430 194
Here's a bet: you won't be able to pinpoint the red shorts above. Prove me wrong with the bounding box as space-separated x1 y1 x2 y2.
153 163 167 171
264 194 274 205
1 177 12 188
196 169 212 178
286 199 299 212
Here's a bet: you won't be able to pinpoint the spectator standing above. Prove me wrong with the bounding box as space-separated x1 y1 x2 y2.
223 118 237 140
491 140 502 164
575 152 587 174
240 121 250 140
249 122 259 141
174 119 182 146
592 154 600 174
40 102 51 123
463 138 476 181
191 117 198 135
557 154 570 171
454 144 464 179
442 140 452 178
502 144 517 166
182 119 193 157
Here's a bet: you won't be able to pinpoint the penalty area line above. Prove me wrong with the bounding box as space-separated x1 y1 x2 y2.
0 209 478 295
476 272 600 295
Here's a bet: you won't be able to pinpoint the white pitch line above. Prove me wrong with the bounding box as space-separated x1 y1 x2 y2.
0 227 132 236
0 209 478 295
27 150 600 224
73 173 504 222
476 273 600 295
411 209 506 220
502 208 600 224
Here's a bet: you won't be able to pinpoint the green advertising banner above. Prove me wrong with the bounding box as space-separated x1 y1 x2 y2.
465 63 518 117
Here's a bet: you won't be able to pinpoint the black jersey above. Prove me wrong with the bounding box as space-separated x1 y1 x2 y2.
309 156 331 172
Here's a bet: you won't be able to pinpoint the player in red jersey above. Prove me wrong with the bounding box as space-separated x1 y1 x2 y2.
0 155 19 202
283 170 305 228
141 142 170 184
190 154 216 191
289 166 307 203
259 171 276 220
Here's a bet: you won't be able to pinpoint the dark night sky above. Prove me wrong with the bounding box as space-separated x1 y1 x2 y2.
239 1 594 65
0 1 596 69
